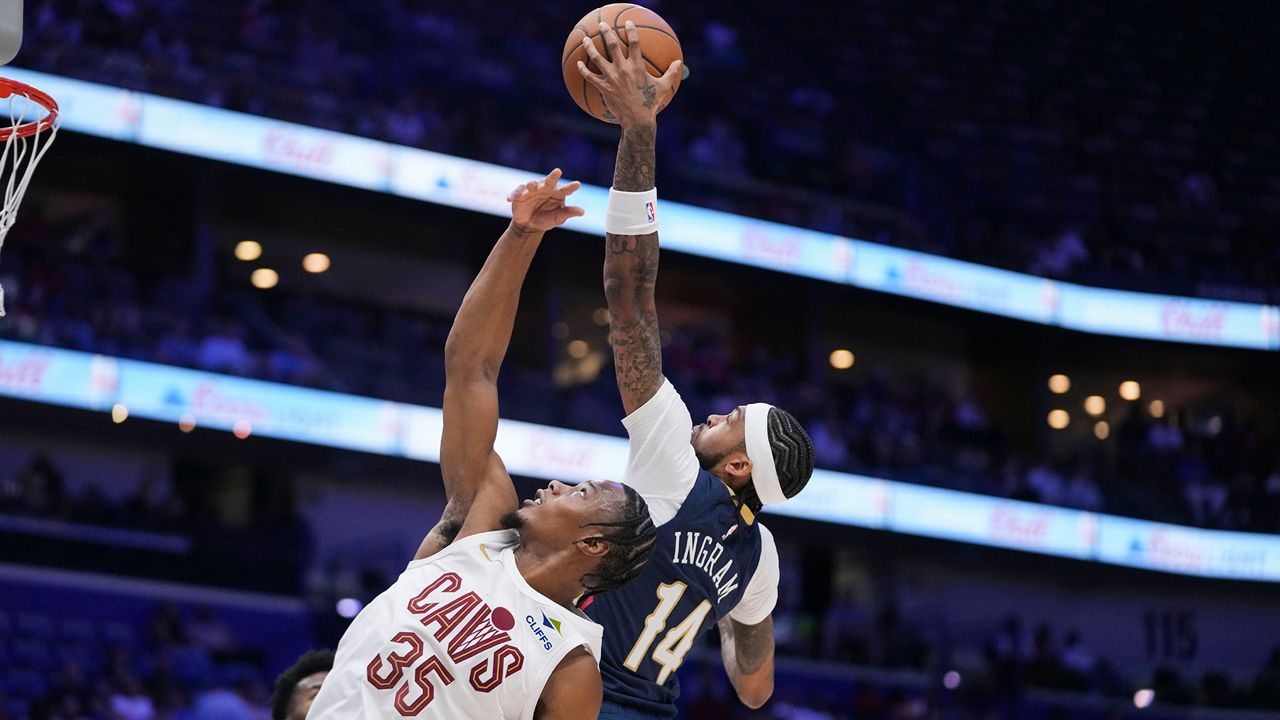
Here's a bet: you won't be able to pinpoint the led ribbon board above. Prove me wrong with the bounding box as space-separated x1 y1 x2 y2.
4 67 1277 350
1 338 1276 582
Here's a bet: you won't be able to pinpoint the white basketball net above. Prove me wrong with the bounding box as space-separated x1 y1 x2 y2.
0 84 59 317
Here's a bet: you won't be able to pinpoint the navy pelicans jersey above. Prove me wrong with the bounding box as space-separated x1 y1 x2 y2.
309 530 603 720
582 380 780 716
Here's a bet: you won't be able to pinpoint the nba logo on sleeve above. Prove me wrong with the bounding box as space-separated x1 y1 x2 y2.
645 202 656 223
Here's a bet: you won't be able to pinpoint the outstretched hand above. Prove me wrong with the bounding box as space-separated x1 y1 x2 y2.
508 168 585 232
577 21 682 127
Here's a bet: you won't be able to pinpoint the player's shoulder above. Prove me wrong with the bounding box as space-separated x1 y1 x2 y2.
622 377 685 426
405 528 518 570
542 603 605 659
755 520 776 545
753 521 778 564
681 471 732 507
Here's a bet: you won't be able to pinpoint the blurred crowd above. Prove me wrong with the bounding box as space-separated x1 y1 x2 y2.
7 489 1280 720
681 609 1280 717
1 455 186 534
0 449 309 594
3 215 1278 535
3 595 1279 720
5 434 1278 710
0 603 273 720
18 0 1280 301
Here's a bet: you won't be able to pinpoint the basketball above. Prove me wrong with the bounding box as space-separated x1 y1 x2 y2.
562 4 684 123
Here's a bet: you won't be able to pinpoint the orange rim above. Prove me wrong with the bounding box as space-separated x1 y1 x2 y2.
0 77 59 140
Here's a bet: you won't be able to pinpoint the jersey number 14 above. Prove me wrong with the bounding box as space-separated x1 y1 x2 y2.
622 582 712 684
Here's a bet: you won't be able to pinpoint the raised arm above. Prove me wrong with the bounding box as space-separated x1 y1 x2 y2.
604 125 661 415
578 22 682 415
717 615 776 709
415 170 584 559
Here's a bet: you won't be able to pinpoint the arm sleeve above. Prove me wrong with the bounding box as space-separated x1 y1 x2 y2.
729 524 779 625
620 378 701 526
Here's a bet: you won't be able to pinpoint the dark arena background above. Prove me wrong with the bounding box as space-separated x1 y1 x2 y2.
2 1 1280 719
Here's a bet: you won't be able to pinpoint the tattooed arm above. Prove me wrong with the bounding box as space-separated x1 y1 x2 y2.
717 615 777 709
577 21 681 414
604 125 663 414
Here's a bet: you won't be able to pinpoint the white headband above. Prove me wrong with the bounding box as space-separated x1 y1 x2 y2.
743 403 787 506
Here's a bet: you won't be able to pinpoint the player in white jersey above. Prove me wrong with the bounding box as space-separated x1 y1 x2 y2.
308 169 658 720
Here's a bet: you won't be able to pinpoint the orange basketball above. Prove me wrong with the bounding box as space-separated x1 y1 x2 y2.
562 4 684 123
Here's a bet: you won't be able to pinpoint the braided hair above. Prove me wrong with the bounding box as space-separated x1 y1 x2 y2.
577 484 657 599
270 649 335 720
737 407 815 514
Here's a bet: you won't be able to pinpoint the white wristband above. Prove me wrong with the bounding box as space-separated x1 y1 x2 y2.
605 187 659 235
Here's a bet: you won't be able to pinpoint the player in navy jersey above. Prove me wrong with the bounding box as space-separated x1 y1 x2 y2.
575 22 817 718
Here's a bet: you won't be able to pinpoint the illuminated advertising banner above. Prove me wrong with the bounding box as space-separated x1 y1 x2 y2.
391 149 540 219
0 342 112 411
1095 516 1280 581
1056 286 1280 350
3 338 1278 582
850 243 1060 324
8 67 1272 349
647 204 853 283
400 404 631 483
114 358 402 456
8 71 141 141
141 96 393 192
768 470 890 529
391 149 854 283
889 483 1097 560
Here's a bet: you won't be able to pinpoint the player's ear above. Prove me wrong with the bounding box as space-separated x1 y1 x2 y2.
725 453 752 482
575 536 612 559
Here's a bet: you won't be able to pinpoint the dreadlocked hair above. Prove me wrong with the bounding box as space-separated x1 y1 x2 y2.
578 484 657 599
270 649 335 720
738 407 816 514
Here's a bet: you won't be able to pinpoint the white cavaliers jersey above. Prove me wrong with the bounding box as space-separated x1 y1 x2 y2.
308 530 604 720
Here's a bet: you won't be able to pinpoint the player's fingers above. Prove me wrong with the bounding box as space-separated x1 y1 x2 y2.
599 22 623 61
558 205 587 222
577 61 609 89
543 168 563 187
556 180 582 197
507 184 527 202
658 59 682 88
581 36 609 70
624 21 642 55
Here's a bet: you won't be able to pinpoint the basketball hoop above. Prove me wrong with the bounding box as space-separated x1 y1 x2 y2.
0 76 59 317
